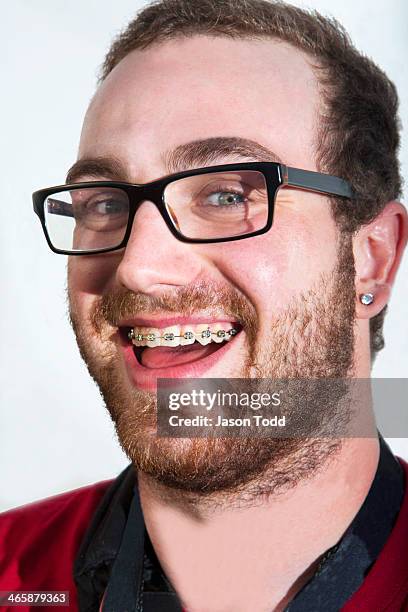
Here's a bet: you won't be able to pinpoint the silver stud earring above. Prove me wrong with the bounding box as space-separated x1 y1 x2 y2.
360 293 374 305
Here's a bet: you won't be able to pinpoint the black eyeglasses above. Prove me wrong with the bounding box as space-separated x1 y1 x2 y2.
32 161 352 255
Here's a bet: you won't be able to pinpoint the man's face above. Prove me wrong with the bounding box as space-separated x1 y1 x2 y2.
68 37 356 497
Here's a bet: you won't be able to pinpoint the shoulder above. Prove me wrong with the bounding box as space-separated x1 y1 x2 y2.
0 478 112 525
342 456 408 610
0 479 113 591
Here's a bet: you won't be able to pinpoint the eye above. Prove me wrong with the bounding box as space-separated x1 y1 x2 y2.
205 190 246 207
71 192 129 232
86 198 128 215
196 182 248 209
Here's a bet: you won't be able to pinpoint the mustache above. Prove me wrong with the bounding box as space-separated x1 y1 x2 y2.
90 278 258 338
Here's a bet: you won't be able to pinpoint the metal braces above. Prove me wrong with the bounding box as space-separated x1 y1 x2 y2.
127 327 238 342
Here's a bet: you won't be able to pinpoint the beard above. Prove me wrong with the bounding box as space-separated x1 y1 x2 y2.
68 232 357 505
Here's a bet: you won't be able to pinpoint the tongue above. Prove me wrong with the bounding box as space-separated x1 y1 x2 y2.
140 342 222 369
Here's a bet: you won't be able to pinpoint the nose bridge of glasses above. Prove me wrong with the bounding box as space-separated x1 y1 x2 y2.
129 182 163 205
126 183 174 235
127 183 165 218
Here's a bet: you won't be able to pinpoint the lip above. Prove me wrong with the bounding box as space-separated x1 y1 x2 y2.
117 326 241 392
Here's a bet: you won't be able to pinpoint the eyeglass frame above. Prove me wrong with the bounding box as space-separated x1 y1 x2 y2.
32 161 353 256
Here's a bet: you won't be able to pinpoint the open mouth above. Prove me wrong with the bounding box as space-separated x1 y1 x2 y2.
120 322 243 370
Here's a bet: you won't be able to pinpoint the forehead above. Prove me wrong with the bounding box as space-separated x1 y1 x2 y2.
79 36 321 177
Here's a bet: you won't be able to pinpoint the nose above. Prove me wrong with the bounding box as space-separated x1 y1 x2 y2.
115 200 205 295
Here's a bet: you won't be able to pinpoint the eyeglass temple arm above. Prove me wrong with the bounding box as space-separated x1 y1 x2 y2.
281 165 352 198
47 197 75 218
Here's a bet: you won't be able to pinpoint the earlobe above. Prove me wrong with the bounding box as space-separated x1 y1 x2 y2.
354 201 408 320
356 282 391 320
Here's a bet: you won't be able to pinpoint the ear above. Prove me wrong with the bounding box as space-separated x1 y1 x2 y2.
353 201 408 319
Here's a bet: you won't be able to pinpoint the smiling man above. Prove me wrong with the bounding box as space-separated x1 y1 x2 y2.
1 1 408 611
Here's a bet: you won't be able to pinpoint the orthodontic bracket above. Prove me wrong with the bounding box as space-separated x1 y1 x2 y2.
127 326 238 342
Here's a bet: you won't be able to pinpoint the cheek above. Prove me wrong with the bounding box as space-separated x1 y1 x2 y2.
67 255 120 320
68 254 121 295
209 202 338 319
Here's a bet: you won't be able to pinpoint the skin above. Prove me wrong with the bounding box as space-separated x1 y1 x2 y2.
67 37 407 611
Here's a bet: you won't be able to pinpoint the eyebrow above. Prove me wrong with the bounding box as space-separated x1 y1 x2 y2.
65 137 284 184
66 157 128 184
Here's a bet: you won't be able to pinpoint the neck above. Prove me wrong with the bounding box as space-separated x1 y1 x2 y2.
137 433 380 611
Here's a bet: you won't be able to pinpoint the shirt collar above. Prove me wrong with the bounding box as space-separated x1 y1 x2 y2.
285 433 404 611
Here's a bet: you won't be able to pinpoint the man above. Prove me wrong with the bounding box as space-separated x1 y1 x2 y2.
1 0 407 610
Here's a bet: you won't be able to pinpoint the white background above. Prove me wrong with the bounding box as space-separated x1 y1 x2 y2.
1 0 407 512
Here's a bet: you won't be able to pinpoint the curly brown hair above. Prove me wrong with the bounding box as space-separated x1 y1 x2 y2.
98 0 402 364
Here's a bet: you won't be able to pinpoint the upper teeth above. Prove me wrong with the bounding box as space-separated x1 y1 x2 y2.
127 323 238 347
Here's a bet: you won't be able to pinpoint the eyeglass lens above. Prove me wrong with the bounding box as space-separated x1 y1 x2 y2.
43 170 269 252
